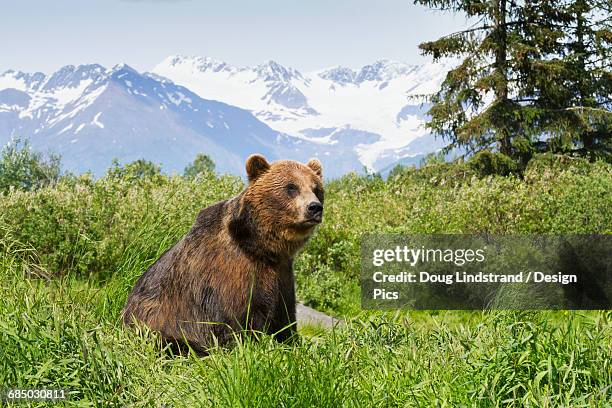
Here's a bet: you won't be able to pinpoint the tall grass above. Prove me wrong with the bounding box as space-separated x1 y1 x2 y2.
1 251 610 406
0 156 610 406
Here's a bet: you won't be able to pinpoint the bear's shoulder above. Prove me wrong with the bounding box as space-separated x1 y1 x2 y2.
190 199 228 237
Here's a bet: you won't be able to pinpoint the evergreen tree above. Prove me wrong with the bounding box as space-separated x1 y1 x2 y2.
514 0 611 159
559 0 611 159
414 0 611 162
413 0 522 157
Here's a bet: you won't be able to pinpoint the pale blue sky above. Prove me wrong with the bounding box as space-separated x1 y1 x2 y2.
1 0 469 74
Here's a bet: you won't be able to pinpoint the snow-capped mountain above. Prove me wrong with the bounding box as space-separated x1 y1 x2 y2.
153 55 453 171
0 63 371 177
0 56 452 177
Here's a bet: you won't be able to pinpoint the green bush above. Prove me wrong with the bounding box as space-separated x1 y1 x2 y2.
0 138 61 194
0 154 610 285
0 171 242 278
184 153 215 178
107 158 163 181
468 150 518 176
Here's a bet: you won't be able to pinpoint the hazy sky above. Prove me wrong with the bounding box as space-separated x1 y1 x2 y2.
1 0 470 74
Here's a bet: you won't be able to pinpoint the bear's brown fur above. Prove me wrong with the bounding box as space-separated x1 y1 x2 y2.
122 154 324 353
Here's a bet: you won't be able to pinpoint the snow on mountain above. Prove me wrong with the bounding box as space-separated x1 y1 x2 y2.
0 70 46 92
0 63 367 177
0 56 453 178
153 55 454 171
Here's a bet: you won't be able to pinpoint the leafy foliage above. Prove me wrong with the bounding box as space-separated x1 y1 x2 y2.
184 153 215 178
0 138 61 194
468 150 517 176
107 158 163 181
1 154 609 301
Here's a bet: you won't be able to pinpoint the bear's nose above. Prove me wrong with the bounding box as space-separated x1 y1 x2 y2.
307 201 323 217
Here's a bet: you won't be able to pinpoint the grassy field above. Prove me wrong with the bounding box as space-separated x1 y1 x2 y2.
0 155 611 406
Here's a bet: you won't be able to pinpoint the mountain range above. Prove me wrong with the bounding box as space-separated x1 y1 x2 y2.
0 56 452 178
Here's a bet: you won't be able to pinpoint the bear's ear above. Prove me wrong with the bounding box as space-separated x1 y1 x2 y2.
307 158 323 178
246 154 270 182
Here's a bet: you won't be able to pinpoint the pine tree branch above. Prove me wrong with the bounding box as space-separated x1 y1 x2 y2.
435 20 524 41
557 106 612 115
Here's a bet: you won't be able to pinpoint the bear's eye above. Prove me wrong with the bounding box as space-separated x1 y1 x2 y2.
286 183 299 197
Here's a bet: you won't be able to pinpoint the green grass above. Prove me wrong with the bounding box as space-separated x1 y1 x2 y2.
1 156 611 406
2 263 610 407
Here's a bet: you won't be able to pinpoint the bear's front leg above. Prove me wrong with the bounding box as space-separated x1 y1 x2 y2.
269 281 297 343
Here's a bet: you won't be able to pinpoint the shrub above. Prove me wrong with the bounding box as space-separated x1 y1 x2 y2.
0 138 61 194
468 150 518 176
106 158 163 182
184 153 215 178
0 171 242 278
0 153 609 303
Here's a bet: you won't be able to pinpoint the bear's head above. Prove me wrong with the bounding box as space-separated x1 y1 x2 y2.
231 154 324 259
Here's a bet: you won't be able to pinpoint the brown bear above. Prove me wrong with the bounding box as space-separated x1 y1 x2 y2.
122 154 324 354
